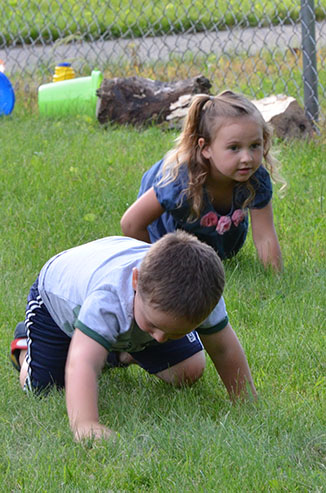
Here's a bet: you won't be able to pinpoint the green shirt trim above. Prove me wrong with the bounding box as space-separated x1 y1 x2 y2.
75 315 228 350
196 316 229 336
75 320 112 351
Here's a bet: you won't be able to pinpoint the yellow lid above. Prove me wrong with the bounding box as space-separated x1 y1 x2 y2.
53 65 76 83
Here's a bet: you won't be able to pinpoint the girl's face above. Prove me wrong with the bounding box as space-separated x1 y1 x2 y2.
200 116 264 184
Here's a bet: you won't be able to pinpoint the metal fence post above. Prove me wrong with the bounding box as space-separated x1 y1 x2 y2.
301 0 319 123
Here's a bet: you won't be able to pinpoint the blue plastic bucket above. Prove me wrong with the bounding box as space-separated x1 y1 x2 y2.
0 73 15 116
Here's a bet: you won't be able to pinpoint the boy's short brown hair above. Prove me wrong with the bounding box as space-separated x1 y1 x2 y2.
137 230 225 325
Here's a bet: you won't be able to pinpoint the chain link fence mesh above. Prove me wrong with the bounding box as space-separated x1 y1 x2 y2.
1 0 325 119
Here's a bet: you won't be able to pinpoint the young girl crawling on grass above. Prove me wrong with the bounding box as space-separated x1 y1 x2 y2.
121 90 284 271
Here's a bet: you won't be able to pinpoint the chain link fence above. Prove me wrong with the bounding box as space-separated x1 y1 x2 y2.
1 0 325 120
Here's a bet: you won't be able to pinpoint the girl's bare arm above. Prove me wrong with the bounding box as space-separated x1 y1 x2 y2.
120 187 165 242
250 201 283 272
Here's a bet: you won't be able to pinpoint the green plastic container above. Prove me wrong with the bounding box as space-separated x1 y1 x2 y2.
38 70 103 117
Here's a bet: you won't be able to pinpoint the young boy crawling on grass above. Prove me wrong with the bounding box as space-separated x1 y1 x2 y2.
11 231 256 441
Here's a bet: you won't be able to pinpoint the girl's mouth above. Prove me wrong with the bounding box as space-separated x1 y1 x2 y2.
237 168 252 175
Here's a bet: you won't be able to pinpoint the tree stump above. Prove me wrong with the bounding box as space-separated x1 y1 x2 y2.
251 95 314 139
96 75 211 125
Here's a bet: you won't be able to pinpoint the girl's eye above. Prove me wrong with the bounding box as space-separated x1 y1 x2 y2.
251 143 262 150
229 145 238 151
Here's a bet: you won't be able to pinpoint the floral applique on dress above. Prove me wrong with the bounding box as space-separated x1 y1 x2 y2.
200 209 247 235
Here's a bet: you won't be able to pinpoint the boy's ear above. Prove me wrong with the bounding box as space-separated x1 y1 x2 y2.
132 268 139 291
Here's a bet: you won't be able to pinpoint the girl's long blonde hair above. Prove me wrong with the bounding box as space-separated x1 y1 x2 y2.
160 90 284 219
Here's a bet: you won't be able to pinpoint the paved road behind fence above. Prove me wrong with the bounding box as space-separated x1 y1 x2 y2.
2 21 326 80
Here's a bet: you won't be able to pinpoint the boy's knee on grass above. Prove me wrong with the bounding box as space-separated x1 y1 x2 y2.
156 350 206 387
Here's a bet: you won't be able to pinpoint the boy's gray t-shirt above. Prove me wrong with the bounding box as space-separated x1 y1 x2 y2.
38 236 229 353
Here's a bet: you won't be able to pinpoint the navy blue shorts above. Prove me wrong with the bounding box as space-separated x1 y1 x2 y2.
24 279 203 392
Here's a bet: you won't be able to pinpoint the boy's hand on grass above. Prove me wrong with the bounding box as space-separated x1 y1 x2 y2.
200 323 257 400
66 330 113 442
73 422 116 441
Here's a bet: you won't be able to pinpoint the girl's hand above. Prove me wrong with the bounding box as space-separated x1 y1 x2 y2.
250 202 283 272
73 422 116 441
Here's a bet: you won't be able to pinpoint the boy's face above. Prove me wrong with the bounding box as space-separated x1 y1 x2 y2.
132 268 200 343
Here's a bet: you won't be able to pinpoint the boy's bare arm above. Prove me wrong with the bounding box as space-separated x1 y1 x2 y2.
65 328 112 441
200 323 257 400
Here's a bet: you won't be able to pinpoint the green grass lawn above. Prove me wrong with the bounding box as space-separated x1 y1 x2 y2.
2 0 326 45
0 103 325 491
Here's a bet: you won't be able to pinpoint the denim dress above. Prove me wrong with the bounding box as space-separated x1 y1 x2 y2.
138 159 273 259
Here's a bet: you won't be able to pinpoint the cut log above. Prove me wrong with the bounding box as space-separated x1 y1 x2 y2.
166 94 193 122
167 93 314 139
96 75 211 125
96 76 314 139
252 94 314 139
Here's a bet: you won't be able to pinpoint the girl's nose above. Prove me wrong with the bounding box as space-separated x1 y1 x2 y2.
240 149 252 163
